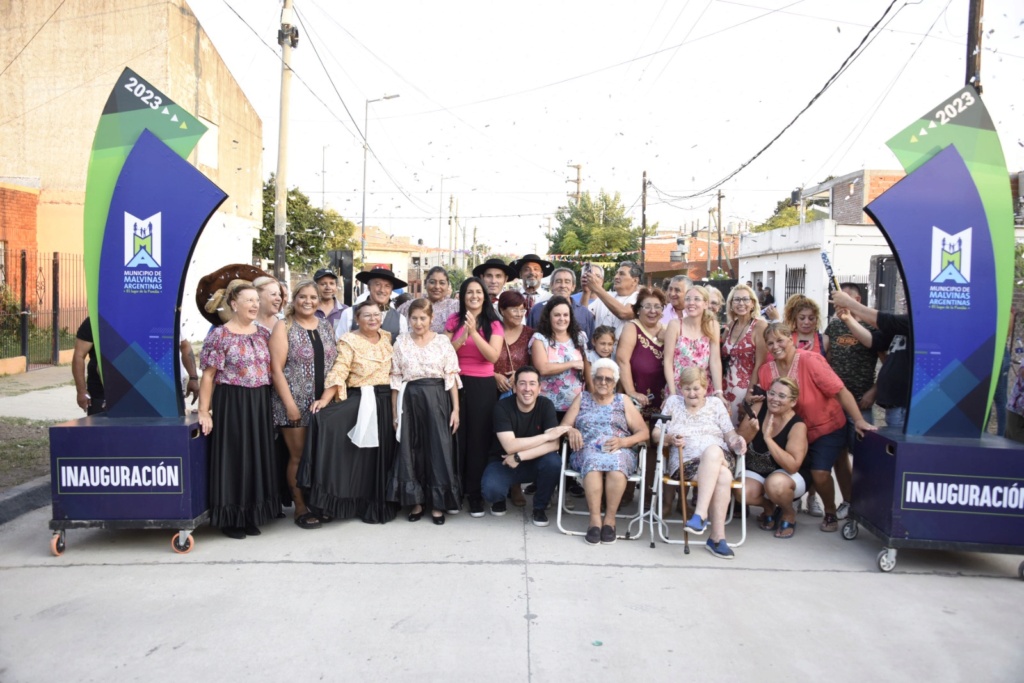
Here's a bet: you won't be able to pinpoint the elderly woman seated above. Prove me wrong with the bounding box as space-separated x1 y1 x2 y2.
736 377 808 539
652 366 747 559
563 358 649 546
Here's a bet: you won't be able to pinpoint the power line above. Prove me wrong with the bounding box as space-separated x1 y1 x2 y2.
806 0 953 184
0 0 67 78
668 0 901 200
291 2 432 215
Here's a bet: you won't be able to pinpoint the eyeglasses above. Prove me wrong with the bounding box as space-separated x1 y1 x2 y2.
767 390 792 401
359 312 382 320
640 304 664 312
593 376 616 384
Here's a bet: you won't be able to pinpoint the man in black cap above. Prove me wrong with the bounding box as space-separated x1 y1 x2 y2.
509 254 554 312
314 267 348 338
472 258 516 311
339 266 408 342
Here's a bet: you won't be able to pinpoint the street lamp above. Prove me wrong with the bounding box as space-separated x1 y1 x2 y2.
361 93 400 265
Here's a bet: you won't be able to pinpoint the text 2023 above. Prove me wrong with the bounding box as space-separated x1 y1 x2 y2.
123 76 164 110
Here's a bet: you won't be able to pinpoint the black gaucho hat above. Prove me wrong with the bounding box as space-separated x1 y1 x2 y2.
509 253 554 277
355 266 407 289
472 258 517 281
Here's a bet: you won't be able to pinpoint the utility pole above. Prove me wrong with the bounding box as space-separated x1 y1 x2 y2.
273 0 298 280
566 163 582 204
447 195 454 266
706 210 713 276
640 171 648 272
716 189 724 271
966 0 984 93
471 226 478 269
360 94 400 266
437 175 456 259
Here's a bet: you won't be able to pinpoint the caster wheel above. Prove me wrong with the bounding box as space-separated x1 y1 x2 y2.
171 532 194 554
50 534 65 557
877 549 897 573
841 521 858 540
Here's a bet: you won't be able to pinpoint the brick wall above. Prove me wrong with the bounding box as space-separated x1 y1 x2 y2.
0 183 40 282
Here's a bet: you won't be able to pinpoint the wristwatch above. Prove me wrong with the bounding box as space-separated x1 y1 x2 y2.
513 453 522 464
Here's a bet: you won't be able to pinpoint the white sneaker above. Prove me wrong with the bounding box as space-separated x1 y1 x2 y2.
806 495 824 517
836 501 850 519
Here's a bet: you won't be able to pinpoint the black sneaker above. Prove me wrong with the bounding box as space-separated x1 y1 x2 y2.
600 525 616 544
568 480 586 498
532 508 550 527
584 526 601 544
490 500 507 516
469 496 485 518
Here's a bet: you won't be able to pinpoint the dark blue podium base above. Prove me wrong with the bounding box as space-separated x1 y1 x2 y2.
850 429 1024 564
48 415 209 541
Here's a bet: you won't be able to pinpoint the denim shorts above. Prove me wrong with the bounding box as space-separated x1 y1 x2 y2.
807 425 847 472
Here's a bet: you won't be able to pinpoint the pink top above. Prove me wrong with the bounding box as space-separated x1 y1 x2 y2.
200 325 272 388
757 349 845 443
445 314 504 378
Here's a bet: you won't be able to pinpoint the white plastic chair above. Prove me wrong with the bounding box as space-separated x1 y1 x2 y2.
556 438 648 541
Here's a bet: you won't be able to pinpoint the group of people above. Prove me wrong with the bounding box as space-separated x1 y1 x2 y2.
87 251 930 560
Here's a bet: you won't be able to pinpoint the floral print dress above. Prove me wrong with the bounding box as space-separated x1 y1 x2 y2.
723 319 756 420
531 331 588 412
569 392 637 477
671 332 712 395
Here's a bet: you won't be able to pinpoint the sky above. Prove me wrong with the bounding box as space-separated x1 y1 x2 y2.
187 0 1024 259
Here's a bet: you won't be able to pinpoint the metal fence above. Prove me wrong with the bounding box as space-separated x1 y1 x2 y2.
0 249 87 368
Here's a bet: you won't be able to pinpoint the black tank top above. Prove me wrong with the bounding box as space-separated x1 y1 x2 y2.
747 402 803 477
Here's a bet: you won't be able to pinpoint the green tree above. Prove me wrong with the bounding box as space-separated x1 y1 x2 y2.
548 190 655 284
257 175 357 273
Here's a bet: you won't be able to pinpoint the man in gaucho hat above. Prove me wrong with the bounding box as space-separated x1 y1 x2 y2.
472 257 517 312
508 253 554 311
338 266 408 343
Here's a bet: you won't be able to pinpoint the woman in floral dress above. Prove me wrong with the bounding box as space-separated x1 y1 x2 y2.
563 359 649 545
722 283 768 424
663 284 723 400
531 296 589 420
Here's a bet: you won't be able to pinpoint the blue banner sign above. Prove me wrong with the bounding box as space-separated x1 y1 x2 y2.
97 129 226 418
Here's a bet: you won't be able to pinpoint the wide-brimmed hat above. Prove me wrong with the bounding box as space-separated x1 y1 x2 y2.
356 266 407 289
509 253 554 277
472 258 517 281
195 263 271 327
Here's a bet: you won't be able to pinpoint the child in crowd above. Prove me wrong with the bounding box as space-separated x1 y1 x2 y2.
587 326 616 365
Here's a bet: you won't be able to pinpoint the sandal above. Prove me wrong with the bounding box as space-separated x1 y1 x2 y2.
775 520 796 539
295 512 322 530
757 506 780 531
820 513 838 533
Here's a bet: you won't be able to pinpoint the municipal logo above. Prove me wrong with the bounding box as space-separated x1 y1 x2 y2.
930 226 970 284
124 212 162 268
928 226 970 311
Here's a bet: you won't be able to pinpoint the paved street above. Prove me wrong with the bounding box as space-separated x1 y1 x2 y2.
1 369 1022 681
2 489 1023 681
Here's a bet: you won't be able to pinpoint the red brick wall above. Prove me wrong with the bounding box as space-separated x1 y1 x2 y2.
0 184 40 280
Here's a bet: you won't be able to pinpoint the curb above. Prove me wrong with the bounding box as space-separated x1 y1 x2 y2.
0 475 50 526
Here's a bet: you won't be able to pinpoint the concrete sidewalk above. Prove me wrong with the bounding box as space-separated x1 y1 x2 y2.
1 503 1022 681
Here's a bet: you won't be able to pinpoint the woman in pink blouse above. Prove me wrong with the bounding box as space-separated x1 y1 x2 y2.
445 276 504 517
387 299 463 525
198 283 281 540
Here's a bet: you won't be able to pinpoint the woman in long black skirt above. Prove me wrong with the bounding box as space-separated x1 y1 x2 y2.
444 277 504 517
198 283 281 539
387 299 462 524
299 299 398 524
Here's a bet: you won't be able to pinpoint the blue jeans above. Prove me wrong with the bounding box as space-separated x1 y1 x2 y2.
885 406 907 431
481 451 561 511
